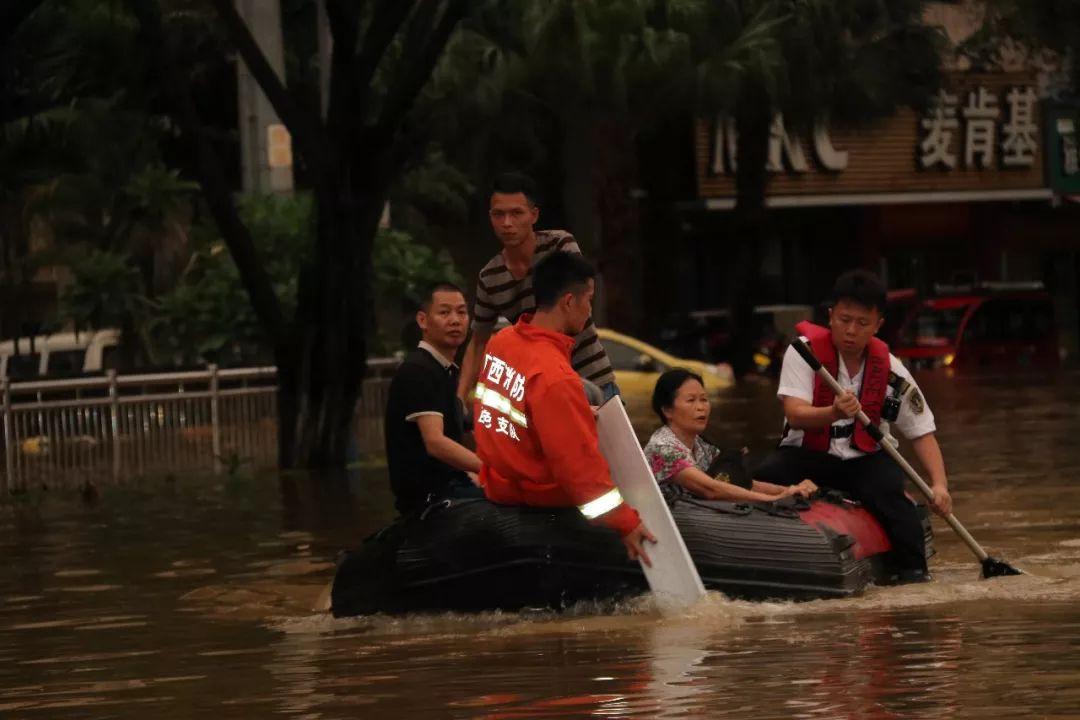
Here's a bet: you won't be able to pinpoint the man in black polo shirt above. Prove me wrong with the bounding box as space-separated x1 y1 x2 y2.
385 283 483 515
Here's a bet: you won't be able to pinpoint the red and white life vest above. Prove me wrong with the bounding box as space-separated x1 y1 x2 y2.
794 321 890 454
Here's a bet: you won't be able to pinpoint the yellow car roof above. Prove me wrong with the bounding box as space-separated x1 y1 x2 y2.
596 328 707 372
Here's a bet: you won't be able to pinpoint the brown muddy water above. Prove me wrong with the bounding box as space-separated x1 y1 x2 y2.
3 371 1080 718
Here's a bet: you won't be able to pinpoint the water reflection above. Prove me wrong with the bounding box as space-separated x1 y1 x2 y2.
1 371 1080 717
256 599 1080 719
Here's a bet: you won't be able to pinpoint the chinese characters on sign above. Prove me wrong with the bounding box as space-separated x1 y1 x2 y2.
696 74 1045 205
1001 87 1040 167
919 90 959 168
919 86 1039 170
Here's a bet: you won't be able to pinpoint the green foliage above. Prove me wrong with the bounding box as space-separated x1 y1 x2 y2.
59 248 146 331
149 193 461 363
1 0 229 276
390 150 475 240
965 1 1080 94
151 248 261 363
151 193 313 364
373 228 464 309
47 167 466 365
463 0 944 135
370 220 465 355
1 0 177 261
32 101 186 253
443 1 790 126
125 164 200 225
772 0 946 128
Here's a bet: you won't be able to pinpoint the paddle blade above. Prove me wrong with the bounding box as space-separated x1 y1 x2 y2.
596 399 706 613
982 556 1023 578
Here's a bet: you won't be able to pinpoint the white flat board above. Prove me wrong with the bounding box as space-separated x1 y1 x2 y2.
596 400 706 613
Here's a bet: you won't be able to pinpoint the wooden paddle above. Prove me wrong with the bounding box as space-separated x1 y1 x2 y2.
791 339 1022 579
595 399 707 612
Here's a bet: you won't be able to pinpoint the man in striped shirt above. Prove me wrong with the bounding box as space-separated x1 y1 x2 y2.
457 173 618 404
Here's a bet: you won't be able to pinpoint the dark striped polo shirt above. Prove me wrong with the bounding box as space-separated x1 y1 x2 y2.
471 230 615 387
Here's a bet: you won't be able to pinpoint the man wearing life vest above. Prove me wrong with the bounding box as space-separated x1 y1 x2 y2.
755 270 953 583
473 251 656 565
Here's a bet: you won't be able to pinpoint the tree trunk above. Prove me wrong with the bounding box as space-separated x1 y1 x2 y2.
276 178 382 469
135 0 469 471
559 113 642 332
730 79 772 377
590 116 642 334
559 112 610 326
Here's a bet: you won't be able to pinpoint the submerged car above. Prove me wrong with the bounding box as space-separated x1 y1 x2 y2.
892 284 1059 370
597 328 734 399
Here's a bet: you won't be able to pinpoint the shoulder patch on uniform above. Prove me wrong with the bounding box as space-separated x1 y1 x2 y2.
910 389 925 414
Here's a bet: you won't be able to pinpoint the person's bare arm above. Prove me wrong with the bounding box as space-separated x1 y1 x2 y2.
672 466 795 503
415 415 482 473
751 479 789 495
782 392 860 431
910 432 952 516
751 478 817 497
457 330 491 402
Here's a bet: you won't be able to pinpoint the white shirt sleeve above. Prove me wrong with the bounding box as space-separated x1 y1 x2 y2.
889 355 936 439
777 340 814 402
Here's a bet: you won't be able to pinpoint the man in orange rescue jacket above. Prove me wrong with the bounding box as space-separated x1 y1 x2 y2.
473 251 656 565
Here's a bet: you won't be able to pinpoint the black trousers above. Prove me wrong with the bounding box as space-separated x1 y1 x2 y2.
754 446 927 572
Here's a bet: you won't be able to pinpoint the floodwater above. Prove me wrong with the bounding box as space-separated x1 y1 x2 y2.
3 371 1080 718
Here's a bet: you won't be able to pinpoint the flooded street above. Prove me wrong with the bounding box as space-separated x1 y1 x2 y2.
3 371 1080 718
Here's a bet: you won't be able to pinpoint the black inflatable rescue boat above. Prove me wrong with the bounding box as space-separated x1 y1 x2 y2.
330 492 934 616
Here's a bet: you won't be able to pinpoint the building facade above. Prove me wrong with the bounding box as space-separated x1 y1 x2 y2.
672 67 1080 361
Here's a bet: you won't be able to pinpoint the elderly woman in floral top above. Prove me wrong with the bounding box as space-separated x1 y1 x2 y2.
643 369 816 502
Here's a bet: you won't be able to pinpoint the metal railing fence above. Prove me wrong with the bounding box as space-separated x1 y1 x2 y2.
1 362 397 492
